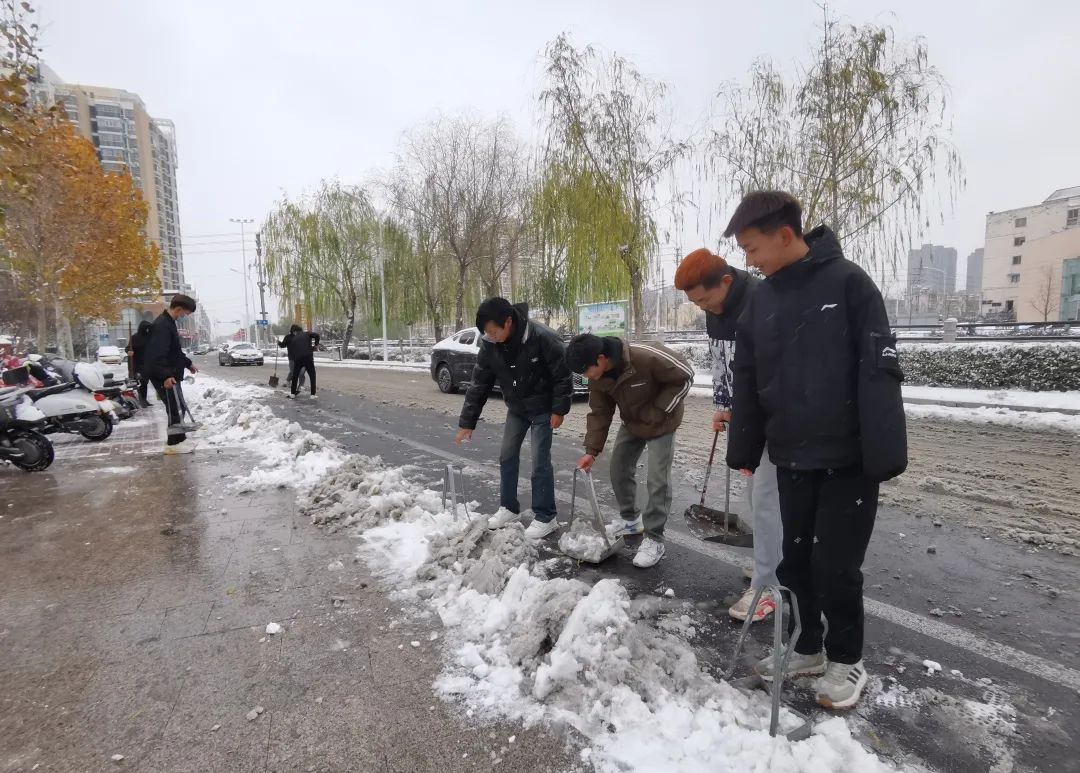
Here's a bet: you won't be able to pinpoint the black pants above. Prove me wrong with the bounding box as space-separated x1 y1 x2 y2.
290 357 316 395
153 380 186 445
776 466 878 665
286 358 306 388
137 375 150 404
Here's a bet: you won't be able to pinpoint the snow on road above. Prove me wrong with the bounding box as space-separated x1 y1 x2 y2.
301 457 900 773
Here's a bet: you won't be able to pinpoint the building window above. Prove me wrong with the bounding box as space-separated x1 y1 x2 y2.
1013 236 1026 246
1012 255 1022 265
1068 208 1079 227
1005 300 1014 312
1008 273 1020 284
1015 217 1027 228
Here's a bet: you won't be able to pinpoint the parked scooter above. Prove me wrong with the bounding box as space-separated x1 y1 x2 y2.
0 387 55 471
4 361 115 441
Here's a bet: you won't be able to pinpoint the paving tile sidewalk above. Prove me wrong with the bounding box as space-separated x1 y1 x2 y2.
0 416 579 772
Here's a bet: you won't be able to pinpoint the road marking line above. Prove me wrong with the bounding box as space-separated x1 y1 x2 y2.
321 407 1080 693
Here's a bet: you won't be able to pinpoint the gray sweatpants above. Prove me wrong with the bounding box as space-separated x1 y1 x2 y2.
746 450 784 589
609 425 676 541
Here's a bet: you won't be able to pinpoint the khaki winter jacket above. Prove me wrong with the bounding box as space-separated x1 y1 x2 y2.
583 339 694 456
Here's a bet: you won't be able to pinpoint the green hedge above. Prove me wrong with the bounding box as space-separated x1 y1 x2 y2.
898 343 1080 391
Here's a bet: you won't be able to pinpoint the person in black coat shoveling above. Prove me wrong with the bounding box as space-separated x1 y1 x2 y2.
455 298 573 540
724 191 907 711
145 294 200 454
277 325 307 391
127 320 154 407
284 324 320 399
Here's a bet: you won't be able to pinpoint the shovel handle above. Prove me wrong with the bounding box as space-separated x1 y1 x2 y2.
699 431 719 506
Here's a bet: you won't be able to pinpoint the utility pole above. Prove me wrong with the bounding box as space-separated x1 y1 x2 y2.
230 218 254 344
255 231 269 344
378 221 388 363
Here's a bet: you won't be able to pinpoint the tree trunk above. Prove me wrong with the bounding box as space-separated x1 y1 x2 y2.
36 298 48 353
53 297 74 358
454 261 468 331
341 307 356 360
629 268 645 340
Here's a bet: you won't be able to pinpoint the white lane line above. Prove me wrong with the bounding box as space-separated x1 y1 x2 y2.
319 407 1080 693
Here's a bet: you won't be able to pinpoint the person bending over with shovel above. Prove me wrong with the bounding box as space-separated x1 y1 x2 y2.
565 334 694 568
455 298 573 540
674 248 781 624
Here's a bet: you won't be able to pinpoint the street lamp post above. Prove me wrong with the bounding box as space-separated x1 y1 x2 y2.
230 218 255 345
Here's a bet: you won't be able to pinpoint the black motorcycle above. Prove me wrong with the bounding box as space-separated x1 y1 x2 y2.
0 387 55 472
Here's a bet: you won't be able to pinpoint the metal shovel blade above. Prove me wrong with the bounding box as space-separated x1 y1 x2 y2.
683 504 754 547
268 374 279 387
562 469 624 564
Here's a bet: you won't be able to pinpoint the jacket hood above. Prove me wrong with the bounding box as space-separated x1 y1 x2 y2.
803 225 844 265
137 321 153 336
507 303 530 346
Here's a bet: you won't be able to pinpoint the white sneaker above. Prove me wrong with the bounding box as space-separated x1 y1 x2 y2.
523 518 560 540
632 537 665 568
163 440 195 455
754 650 826 683
309 394 318 400
615 516 644 537
728 588 776 623
815 660 868 710
286 393 296 399
487 507 521 529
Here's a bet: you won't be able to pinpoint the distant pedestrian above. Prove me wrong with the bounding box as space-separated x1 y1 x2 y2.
127 320 154 407
724 190 907 710
565 334 694 568
284 324 320 399
145 294 199 454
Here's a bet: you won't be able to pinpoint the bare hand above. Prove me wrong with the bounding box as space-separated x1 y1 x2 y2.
577 454 595 472
713 409 732 433
163 377 177 389
455 428 473 444
550 414 564 430
740 468 753 477
189 365 198 374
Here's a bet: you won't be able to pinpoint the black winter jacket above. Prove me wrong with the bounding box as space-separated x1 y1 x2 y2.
459 304 573 429
280 331 320 361
726 226 907 482
128 320 154 373
144 311 193 384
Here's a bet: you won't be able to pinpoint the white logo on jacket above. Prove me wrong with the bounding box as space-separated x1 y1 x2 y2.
821 303 838 311
881 347 897 358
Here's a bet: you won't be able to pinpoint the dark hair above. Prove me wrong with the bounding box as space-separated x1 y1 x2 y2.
289 324 303 333
723 191 803 239
169 293 197 312
564 334 605 374
475 297 515 331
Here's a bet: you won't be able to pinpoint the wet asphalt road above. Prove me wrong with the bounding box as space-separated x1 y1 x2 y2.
204 359 1080 772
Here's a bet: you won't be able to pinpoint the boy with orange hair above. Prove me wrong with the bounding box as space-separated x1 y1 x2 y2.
674 248 782 624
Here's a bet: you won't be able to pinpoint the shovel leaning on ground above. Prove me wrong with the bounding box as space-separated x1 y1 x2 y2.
268 354 280 388
683 431 753 547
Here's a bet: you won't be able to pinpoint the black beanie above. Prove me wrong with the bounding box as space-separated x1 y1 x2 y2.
565 334 605 374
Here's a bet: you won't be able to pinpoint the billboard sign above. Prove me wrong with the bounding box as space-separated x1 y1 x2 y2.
577 301 629 337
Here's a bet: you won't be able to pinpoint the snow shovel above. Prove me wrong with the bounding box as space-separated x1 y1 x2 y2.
165 382 202 436
268 354 280 387
441 463 474 523
683 431 753 547
561 468 624 563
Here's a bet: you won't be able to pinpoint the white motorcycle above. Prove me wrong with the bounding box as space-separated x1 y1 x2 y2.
21 361 115 442
0 387 54 471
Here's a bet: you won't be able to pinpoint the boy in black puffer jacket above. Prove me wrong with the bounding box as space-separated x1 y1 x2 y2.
724 191 907 711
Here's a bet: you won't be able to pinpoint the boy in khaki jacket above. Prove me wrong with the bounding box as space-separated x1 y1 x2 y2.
565 334 694 568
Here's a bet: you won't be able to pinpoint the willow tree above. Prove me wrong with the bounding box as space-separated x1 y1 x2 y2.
539 34 689 336
262 181 379 358
708 7 963 275
523 162 637 324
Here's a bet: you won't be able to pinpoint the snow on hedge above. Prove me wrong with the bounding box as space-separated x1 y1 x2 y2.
670 340 1080 391
302 456 899 773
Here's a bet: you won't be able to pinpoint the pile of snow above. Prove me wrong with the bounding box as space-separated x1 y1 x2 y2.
303 455 898 772
184 375 347 490
557 517 622 562
904 402 1080 434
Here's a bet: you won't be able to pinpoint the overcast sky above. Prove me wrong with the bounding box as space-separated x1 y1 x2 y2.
38 0 1079 334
